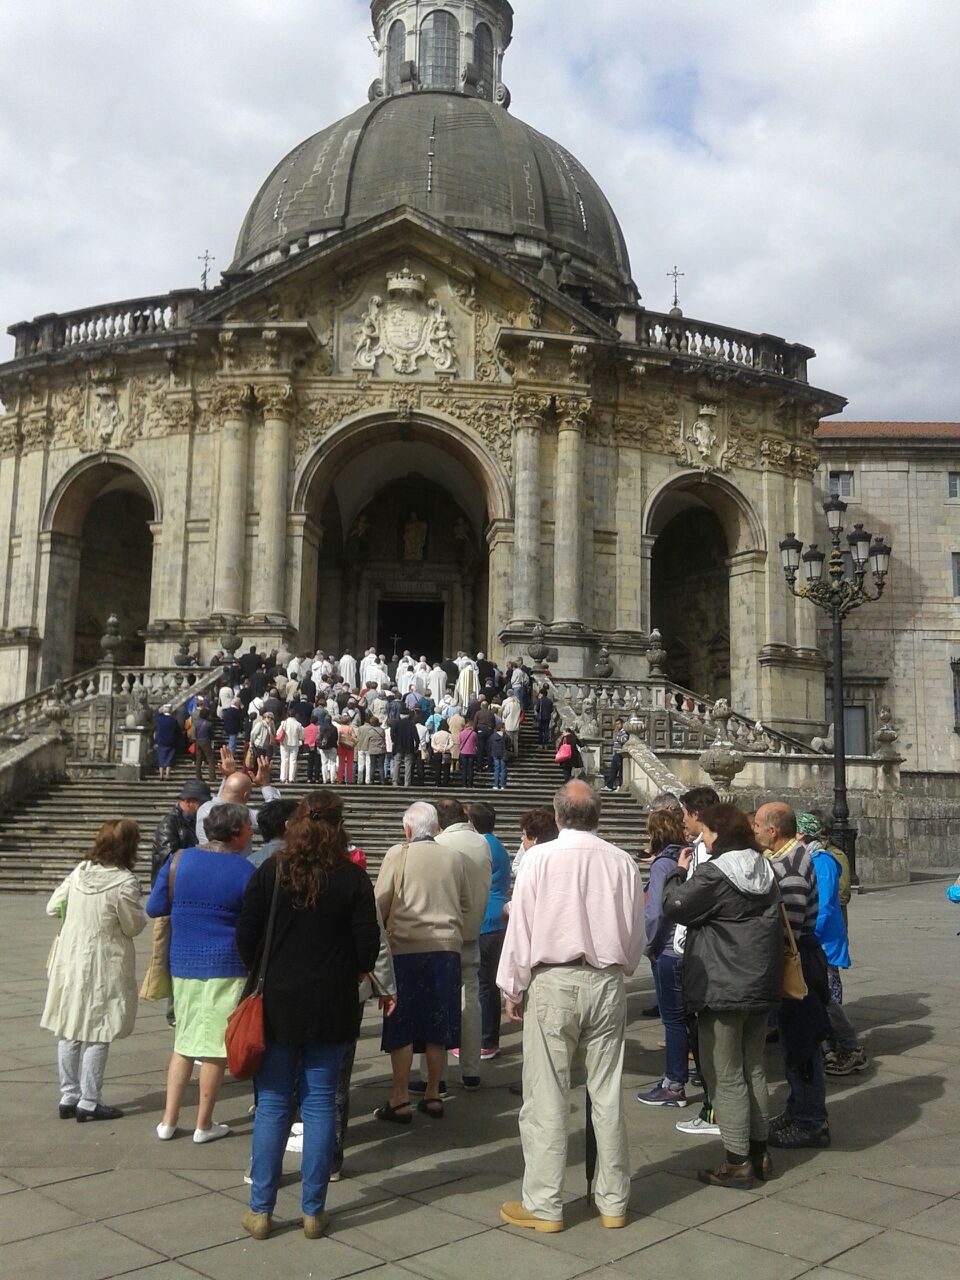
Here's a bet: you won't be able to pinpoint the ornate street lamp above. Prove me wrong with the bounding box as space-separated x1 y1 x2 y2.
778 501 891 885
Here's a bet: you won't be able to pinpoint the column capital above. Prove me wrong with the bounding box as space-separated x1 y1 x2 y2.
554 395 593 432
254 381 297 423
209 383 253 425
511 390 551 430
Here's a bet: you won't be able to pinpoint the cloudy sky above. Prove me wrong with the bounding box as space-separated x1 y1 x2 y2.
1 0 956 419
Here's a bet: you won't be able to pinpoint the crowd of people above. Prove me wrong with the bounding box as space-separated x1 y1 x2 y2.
154 647 561 793
41 738 866 1241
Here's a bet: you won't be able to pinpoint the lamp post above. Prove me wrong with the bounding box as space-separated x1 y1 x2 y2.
778 498 892 886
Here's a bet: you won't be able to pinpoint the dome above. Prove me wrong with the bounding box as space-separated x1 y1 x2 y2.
231 91 635 304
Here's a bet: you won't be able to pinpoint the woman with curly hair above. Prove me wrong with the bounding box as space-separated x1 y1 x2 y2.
42 820 146 1121
235 789 381 1242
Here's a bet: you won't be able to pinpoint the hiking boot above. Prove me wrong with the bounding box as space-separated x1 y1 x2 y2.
636 1080 687 1107
825 1047 868 1076
768 1120 831 1149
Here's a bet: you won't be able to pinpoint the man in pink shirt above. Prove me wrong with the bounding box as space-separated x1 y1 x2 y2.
497 781 645 1233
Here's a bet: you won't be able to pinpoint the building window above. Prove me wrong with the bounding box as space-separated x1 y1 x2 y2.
953 552 960 597
949 472 960 498
828 470 855 498
419 10 459 89
386 20 406 93
475 22 494 100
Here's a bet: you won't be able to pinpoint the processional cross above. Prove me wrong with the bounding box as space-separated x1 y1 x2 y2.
390 633 403 653
667 264 685 309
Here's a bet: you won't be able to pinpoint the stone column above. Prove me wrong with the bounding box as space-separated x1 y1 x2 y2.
552 396 592 627
211 385 252 618
253 383 296 619
510 392 550 625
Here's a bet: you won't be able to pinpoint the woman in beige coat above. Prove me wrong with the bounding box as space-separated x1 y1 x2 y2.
41 819 147 1121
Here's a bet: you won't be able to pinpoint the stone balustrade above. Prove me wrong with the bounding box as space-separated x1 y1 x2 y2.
8 289 204 359
636 311 812 384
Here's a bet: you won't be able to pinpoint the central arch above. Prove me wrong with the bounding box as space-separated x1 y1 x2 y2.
293 411 512 660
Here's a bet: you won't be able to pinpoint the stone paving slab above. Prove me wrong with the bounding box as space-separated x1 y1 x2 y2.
1 880 959 1278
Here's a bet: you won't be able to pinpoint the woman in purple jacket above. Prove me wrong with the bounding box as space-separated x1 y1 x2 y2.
636 807 691 1107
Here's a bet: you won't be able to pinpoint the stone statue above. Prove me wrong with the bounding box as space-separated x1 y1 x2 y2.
403 511 428 561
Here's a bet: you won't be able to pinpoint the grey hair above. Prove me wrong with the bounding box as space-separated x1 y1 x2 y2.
203 802 250 845
403 801 439 840
649 791 682 812
554 781 601 832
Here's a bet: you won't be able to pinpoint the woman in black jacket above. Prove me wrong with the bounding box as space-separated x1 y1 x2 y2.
236 790 381 1242
662 803 782 1189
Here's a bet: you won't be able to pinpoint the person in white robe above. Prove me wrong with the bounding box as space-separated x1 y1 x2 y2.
428 663 447 703
339 651 358 691
397 653 416 695
414 657 431 696
358 648 377 686
455 661 479 706
375 657 391 690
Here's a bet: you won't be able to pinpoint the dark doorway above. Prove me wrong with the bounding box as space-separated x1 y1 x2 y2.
377 600 445 661
74 488 153 670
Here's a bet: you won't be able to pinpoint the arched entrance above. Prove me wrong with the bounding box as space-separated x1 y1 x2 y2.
41 458 158 680
645 473 765 711
295 413 511 661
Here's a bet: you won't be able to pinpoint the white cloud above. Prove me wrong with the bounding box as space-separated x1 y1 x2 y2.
0 0 956 418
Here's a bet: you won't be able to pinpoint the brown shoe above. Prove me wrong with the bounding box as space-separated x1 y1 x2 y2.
303 1211 331 1239
499 1201 564 1233
697 1161 756 1190
240 1210 272 1240
752 1152 773 1181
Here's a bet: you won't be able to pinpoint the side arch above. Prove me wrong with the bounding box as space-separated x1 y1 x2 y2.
643 470 766 556
42 451 162 535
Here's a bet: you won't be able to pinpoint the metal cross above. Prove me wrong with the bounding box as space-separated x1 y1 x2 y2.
390 633 403 652
198 250 216 291
667 264 685 309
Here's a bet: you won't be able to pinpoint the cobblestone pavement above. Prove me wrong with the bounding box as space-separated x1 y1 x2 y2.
1 879 958 1280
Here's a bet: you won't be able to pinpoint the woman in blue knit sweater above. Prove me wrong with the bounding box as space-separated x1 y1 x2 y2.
146 802 255 1143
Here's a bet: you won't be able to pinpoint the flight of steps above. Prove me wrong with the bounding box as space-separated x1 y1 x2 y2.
0 720 648 892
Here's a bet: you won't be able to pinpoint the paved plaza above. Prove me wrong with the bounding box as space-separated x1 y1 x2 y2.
1 878 958 1280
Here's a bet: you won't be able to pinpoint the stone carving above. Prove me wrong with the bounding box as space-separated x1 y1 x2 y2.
217 330 240 372
677 403 730 472
452 281 516 382
698 698 747 795
402 512 428 561
51 384 85 449
526 339 545 378
126 374 164 444
594 646 614 679
92 388 124 448
353 266 457 375
528 295 544 329
569 343 592 384
647 629 668 677
555 395 592 432
21 413 53 453
162 394 197 437
0 418 22 458
511 390 551 429
209 384 253 426
255 382 297 421
294 386 381 462
873 705 900 759
422 392 513 476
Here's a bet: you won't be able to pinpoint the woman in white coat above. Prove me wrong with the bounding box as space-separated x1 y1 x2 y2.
42 820 147 1121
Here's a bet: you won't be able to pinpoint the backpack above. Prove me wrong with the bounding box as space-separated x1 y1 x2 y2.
319 724 339 749
339 724 357 749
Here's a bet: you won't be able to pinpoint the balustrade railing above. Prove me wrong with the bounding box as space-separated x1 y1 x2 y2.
8 289 204 359
636 311 811 383
546 676 825 758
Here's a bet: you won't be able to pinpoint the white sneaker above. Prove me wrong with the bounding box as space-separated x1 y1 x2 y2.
156 1122 177 1141
675 1116 721 1136
193 1122 231 1144
290 1122 304 1137
285 1133 304 1154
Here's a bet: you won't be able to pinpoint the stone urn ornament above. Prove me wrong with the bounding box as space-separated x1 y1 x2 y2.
594 646 614 679
219 622 243 659
100 614 122 664
698 698 746 796
40 679 71 738
528 622 548 668
646 629 667 677
172 639 194 668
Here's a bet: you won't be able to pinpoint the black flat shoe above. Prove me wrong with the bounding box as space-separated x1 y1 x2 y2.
373 1100 412 1126
76 1104 124 1123
417 1097 444 1119
58 1103 77 1119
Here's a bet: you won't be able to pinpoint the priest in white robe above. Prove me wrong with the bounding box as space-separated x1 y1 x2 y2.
414 657 431 696
428 662 447 703
339 651 358 691
397 653 416 695
454 661 478 707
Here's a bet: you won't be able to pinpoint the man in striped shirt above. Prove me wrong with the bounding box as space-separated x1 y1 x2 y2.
754 803 831 1150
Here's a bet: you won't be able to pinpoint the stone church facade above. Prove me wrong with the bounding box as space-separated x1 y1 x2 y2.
3 0 946 777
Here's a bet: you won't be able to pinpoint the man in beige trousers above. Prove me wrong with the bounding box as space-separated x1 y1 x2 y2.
497 781 645 1232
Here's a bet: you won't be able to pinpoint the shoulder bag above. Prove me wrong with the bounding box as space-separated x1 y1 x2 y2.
780 904 808 1001
139 849 185 1001
555 741 572 763
225 866 282 1079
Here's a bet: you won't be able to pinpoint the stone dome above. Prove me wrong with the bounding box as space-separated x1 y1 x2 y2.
231 91 636 304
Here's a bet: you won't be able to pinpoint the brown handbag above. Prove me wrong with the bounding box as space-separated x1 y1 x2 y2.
780 904 808 1001
139 849 184 1001
225 866 281 1079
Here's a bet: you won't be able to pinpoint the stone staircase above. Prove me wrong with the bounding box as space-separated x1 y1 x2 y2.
0 719 648 893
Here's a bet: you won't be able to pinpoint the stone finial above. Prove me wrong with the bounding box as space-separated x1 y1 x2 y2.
172 639 194 668
698 698 746 796
99 614 122 664
218 622 243 659
594 646 614 679
646 629 667 678
40 679 71 740
528 622 548 667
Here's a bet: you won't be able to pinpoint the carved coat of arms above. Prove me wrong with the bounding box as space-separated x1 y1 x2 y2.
353 266 457 375
676 403 730 472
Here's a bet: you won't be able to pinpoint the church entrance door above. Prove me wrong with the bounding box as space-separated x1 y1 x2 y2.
377 600 445 662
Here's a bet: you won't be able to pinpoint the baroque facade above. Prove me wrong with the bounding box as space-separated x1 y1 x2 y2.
0 0 850 745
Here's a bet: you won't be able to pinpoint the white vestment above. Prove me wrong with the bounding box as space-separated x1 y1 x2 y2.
375 662 391 690
428 666 447 702
397 660 416 695
339 653 357 690
414 662 431 695
358 652 376 685
455 664 479 706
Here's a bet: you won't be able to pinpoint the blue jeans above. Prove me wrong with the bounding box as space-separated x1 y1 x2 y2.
779 1021 828 1129
653 952 689 1085
492 757 507 788
250 1040 347 1215
227 733 238 753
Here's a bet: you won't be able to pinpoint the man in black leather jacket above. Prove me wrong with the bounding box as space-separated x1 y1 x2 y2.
150 781 210 884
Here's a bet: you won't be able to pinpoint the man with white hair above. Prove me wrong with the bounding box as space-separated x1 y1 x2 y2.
374 802 471 1124
498 781 645 1233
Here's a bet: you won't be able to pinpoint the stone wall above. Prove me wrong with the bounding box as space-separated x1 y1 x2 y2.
0 733 68 815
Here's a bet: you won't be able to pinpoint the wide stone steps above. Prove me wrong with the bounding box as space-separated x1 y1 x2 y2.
0 725 647 892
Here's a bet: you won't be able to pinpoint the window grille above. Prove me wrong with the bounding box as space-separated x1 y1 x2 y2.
419 10 460 89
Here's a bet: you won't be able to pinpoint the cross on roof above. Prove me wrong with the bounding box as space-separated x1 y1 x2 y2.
667 264 685 309
198 250 216 291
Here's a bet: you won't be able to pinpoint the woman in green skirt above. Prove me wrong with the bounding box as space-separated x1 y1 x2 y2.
147 802 255 1142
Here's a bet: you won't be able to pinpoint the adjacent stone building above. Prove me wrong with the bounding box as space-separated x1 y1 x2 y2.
1 0 953 803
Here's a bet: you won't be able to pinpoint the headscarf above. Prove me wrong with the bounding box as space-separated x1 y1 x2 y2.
797 812 826 839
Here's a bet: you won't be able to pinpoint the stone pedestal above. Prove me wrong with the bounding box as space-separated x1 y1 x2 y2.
117 728 151 780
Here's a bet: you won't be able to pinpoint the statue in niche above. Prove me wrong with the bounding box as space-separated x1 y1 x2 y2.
403 511 428 561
